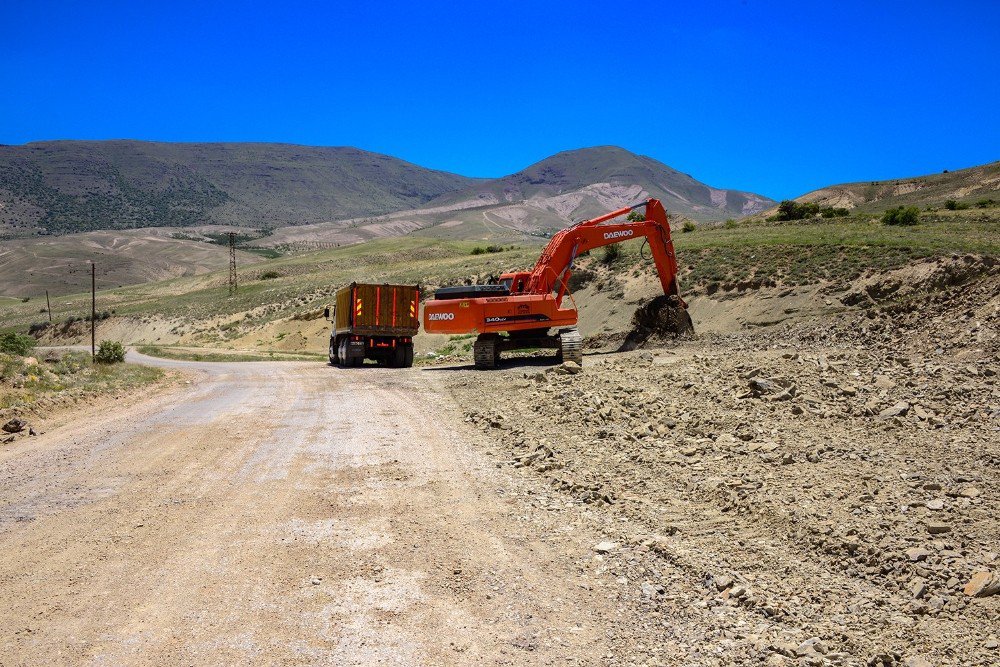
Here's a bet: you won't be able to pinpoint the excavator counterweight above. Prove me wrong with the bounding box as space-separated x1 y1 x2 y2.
423 198 688 369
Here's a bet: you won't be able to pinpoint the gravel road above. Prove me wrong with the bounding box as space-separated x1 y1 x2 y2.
0 354 638 665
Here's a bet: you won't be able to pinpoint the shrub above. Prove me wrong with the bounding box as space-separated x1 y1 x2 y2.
28 322 50 335
975 198 996 209
626 210 645 222
95 340 126 364
259 270 281 280
774 200 821 221
820 207 850 218
724 218 737 229
601 244 622 264
882 206 920 226
470 247 486 255
0 331 36 356
682 220 697 233
944 199 969 211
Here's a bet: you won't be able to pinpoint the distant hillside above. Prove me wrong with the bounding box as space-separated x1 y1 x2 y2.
429 146 774 222
762 161 1000 216
0 141 478 237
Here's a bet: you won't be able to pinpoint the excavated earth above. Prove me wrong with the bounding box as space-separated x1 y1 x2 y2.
449 257 999 666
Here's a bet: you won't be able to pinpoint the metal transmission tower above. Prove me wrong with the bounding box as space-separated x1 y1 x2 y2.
228 232 238 295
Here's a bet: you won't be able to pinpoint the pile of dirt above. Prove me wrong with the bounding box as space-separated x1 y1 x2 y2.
618 294 695 351
446 260 999 666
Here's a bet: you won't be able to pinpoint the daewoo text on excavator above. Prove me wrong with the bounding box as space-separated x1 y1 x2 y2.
422 198 688 369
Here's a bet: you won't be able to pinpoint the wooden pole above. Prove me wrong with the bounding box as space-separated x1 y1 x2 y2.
91 263 96 360
45 290 51 322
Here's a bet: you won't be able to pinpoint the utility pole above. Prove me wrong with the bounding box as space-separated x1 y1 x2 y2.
45 289 51 322
91 262 96 360
228 232 238 296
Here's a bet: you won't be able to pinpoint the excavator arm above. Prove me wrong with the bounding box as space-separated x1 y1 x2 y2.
526 199 684 308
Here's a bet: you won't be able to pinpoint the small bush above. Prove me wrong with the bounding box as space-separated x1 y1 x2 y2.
601 244 622 264
882 206 920 226
259 270 282 280
682 220 697 233
95 340 126 364
28 322 51 336
626 210 645 222
0 331 36 356
944 199 969 211
724 218 737 229
470 246 486 255
774 200 820 221
820 207 850 218
974 198 996 209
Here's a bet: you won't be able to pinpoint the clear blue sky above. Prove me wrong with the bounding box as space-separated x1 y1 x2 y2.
2 0 998 199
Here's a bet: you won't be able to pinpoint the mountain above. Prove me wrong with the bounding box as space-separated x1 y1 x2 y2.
765 160 1000 215
428 146 774 222
0 141 479 237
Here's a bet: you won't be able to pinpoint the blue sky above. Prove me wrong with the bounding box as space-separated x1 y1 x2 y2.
1 0 998 199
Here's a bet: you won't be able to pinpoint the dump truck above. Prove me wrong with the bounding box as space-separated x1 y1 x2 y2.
325 282 419 367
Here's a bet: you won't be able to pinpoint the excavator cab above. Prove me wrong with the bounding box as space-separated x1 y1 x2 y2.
499 272 531 295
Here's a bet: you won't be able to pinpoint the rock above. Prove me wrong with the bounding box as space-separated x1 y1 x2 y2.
925 499 945 511
780 452 795 465
926 522 951 534
310 577 322 585
796 637 827 657
878 401 910 420
906 548 932 562
713 574 733 590
959 487 981 498
873 375 897 390
904 658 933 667
641 582 658 597
594 540 617 554
985 637 999 650
2 418 27 434
910 580 927 598
963 571 1000 598
556 361 582 375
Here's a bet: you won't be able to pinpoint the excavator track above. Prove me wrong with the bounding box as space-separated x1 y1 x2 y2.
473 334 500 369
558 328 583 366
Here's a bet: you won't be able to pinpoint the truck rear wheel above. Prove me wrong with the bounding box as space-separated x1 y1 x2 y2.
403 344 414 368
329 339 338 365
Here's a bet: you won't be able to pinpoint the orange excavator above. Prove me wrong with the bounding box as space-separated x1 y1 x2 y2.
422 198 688 369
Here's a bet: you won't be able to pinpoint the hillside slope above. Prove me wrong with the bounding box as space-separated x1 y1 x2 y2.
429 146 774 222
763 160 1000 215
0 141 478 237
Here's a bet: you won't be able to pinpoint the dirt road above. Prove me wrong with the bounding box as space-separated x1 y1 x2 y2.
0 355 643 665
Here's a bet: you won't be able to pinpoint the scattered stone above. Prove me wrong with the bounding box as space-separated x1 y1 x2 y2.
713 575 733 591
877 401 910 420
2 418 27 434
963 571 1000 598
925 499 945 511
926 522 951 535
910 580 927 599
594 541 617 554
906 548 932 562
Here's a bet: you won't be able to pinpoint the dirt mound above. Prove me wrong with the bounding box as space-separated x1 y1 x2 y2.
618 294 694 351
